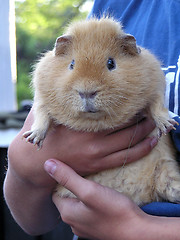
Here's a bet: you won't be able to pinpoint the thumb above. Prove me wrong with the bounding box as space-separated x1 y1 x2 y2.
44 159 96 203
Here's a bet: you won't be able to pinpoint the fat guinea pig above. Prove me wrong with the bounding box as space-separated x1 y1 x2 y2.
23 18 180 205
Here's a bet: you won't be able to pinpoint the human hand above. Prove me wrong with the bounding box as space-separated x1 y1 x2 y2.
8 107 156 190
44 159 147 240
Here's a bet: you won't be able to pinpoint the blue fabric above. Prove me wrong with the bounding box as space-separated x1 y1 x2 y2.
90 0 180 217
171 116 180 160
89 0 180 115
141 202 180 217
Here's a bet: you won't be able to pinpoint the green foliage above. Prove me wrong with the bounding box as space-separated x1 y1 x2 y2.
16 60 33 103
15 0 93 107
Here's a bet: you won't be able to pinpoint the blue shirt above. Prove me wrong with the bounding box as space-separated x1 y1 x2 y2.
89 0 180 217
89 0 180 115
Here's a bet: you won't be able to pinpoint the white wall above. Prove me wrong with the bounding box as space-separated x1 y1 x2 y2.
0 0 17 112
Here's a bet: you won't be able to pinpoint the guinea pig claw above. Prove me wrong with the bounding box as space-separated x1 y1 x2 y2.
166 119 179 132
36 140 43 150
22 130 44 150
157 118 179 138
157 129 162 139
22 130 32 139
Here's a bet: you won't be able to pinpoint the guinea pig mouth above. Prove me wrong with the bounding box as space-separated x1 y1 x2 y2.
84 105 98 113
79 110 104 120
79 103 104 119
80 100 99 113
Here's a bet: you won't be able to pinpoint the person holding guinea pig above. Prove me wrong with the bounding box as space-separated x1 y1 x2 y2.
3 0 180 240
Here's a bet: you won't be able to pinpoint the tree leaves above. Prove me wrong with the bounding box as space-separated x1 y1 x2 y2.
15 0 93 106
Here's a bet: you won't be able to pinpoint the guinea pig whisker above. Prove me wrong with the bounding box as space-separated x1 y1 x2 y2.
105 97 123 107
110 94 127 102
109 93 127 99
61 95 73 104
104 103 119 120
122 118 139 168
110 99 123 106
119 95 128 100
104 106 114 123
60 96 74 112
109 106 120 119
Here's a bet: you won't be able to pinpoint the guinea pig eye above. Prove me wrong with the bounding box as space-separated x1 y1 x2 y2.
107 58 116 71
69 59 75 70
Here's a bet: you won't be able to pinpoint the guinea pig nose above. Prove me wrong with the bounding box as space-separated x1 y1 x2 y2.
79 91 97 99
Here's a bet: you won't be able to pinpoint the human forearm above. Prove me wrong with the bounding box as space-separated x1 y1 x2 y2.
117 214 180 240
137 215 180 240
2 121 60 235
3 167 59 235
106 215 180 240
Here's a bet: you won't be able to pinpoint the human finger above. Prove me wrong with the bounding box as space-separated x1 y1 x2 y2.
52 196 82 226
44 159 100 206
91 136 158 172
95 117 156 156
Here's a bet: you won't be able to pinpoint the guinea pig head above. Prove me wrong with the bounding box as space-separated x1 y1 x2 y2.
41 19 163 131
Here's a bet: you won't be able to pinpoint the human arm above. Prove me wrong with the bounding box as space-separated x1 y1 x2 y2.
46 159 180 240
3 108 156 235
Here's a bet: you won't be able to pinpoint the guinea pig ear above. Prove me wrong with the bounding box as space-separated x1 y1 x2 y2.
120 34 141 56
54 35 72 56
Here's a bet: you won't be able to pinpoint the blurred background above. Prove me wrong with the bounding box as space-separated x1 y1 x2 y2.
0 0 93 239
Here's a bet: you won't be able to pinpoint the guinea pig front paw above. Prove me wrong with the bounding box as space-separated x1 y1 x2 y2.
155 117 179 138
23 129 47 149
166 119 179 132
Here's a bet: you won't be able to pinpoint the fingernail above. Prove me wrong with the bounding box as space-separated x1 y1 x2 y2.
44 160 57 175
150 137 158 148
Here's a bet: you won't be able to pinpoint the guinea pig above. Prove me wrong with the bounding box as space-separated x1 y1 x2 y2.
23 17 180 205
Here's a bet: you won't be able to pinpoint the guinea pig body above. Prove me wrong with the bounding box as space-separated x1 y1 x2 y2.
24 18 180 205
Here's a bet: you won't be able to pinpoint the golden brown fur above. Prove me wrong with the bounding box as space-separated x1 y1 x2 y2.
23 18 180 205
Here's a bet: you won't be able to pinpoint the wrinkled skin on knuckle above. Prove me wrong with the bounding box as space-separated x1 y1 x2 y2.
80 181 98 204
87 142 102 159
83 159 102 175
